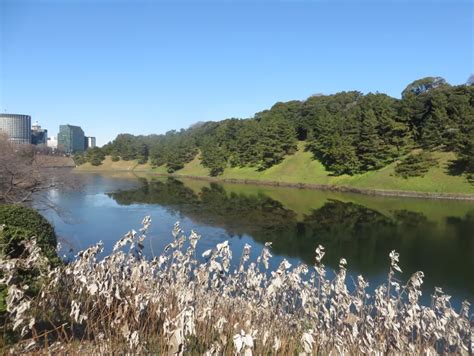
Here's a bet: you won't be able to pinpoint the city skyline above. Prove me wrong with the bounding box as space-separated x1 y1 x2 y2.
1 0 473 145
0 112 95 151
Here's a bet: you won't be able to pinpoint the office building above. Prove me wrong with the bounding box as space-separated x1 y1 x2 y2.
84 136 96 150
47 136 58 150
58 124 85 153
0 113 32 144
31 121 48 145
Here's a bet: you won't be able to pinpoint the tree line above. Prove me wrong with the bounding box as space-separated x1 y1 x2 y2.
76 76 474 180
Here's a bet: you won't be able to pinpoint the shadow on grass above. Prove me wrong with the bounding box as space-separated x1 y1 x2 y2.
446 159 474 184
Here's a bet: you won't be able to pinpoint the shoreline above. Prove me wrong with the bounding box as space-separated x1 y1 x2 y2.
74 169 474 201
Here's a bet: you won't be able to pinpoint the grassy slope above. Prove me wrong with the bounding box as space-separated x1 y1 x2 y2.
75 143 474 194
178 154 211 176
189 143 474 194
76 156 154 171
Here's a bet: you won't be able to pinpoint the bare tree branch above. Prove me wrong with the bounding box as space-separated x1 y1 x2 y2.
0 133 80 208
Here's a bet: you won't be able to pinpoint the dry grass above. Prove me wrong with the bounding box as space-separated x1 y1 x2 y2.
1 218 472 354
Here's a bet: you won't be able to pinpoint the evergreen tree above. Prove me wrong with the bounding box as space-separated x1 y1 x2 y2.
231 121 261 167
356 108 387 171
136 143 149 164
73 153 86 165
258 118 296 169
88 77 472 181
111 150 120 162
420 92 449 149
201 138 227 176
325 133 360 175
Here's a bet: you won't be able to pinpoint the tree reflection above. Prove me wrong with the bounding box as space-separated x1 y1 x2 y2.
108 178 474 298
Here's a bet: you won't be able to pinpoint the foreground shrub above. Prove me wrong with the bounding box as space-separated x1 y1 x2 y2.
1 217 472 354
0 205 58 264
0 205 59 330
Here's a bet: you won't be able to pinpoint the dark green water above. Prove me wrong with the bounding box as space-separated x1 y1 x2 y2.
44 173 474 308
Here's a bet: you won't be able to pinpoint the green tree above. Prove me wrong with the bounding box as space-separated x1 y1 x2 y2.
85 147 105 166
136 143 149 164
401 77 449 98
73 153 86 165
201 139 227 176
258 117 297 170
420 92 450 148
356 109 386 170
111 150 120 162
97 76 472 180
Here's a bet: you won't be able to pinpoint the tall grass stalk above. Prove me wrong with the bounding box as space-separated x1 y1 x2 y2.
1 218 472 354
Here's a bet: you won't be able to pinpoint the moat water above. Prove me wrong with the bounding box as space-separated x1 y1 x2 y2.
41 173 474 308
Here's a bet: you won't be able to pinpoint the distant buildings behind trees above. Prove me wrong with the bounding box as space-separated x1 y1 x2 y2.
31 121 48 145
0 114 32 145
47 136 58 150
85 136 96 150
0 114 95 154
58 124 85 153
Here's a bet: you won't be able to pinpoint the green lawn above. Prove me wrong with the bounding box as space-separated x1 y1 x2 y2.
76 156 152 171
177 154 211 176
177 143 474 194
75 143 474 195
335 151 473 193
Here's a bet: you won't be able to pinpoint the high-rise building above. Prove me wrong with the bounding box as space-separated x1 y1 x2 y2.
0 114 32 144
84 136 96 150
58 124 85 153
47 136 58 150
31 121 48 145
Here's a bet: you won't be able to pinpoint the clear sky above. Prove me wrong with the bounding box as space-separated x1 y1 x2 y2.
1 0 472 145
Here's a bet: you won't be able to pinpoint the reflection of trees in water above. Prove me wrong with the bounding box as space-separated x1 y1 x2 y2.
108 178 474 296
110 179 297 236
258 200 396 267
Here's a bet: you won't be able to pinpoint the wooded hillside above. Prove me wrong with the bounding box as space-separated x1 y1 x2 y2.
75 77 474 182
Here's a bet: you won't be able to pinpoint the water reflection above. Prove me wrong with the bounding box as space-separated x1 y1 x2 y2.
107 177 474 303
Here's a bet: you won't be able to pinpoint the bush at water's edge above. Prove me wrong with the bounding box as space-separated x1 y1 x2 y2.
0 205 59 331
0 204 59 264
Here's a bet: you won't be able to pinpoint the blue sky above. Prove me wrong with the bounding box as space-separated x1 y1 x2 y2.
1 0 472 145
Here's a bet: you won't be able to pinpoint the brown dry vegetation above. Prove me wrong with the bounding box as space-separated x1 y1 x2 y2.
0 135 76 207
1 217 472 355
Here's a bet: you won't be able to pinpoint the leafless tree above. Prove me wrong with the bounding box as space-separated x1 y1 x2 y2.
0 134 78 207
